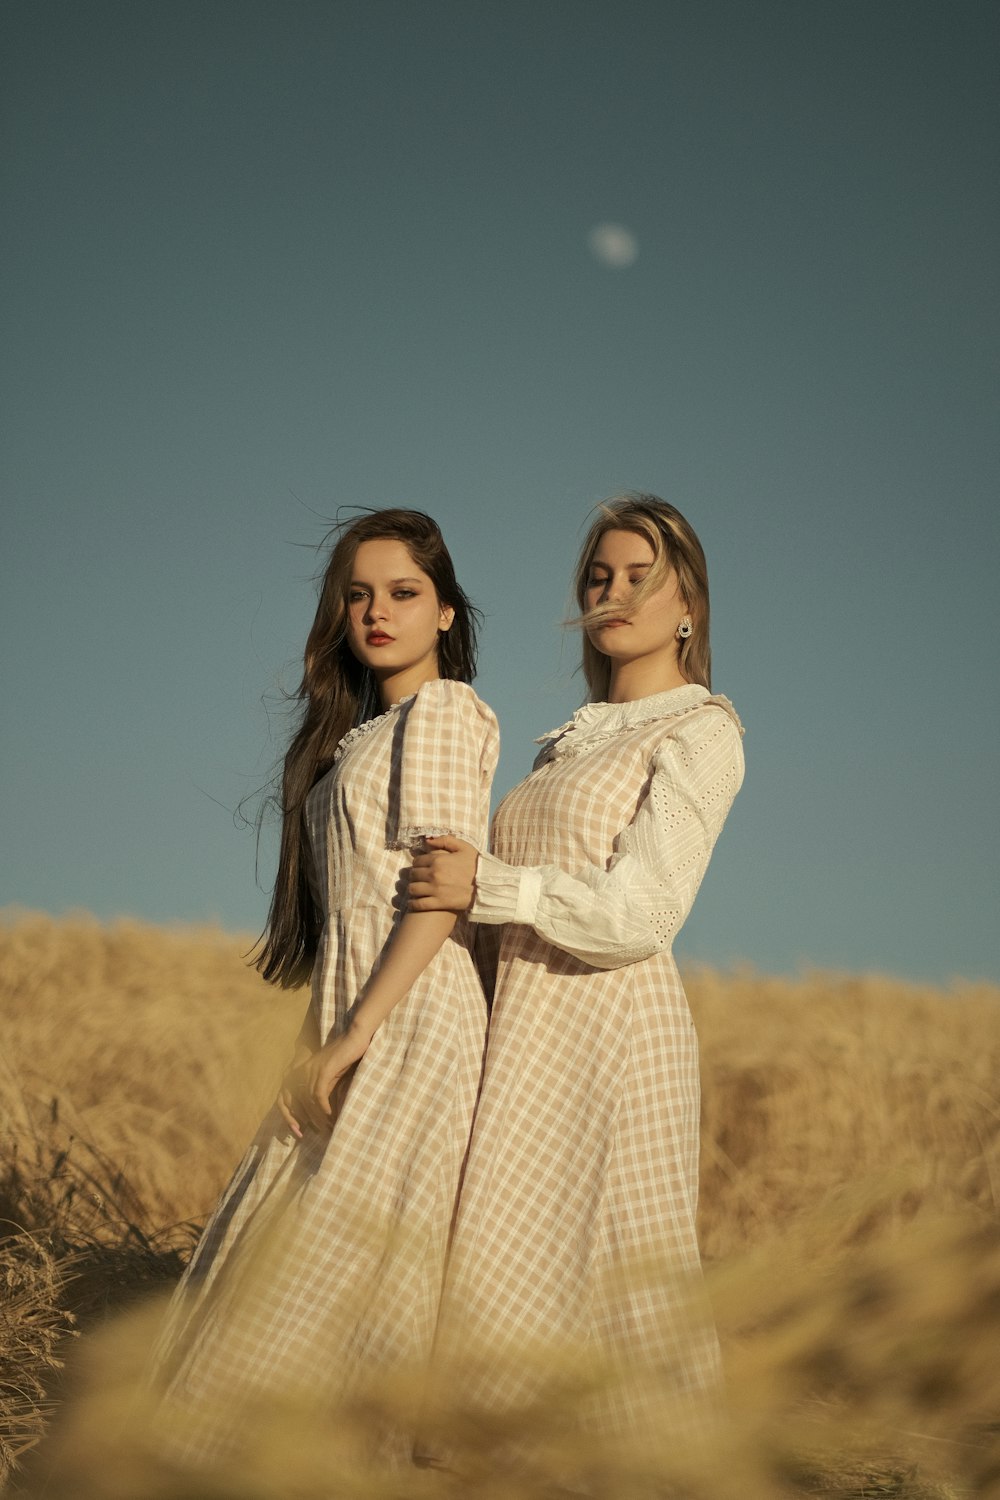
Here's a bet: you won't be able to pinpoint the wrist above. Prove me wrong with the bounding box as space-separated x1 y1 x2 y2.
470 852 531 925
345 1017 375 1049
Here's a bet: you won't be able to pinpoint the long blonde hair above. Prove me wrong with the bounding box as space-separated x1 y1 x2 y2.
573 493 712 700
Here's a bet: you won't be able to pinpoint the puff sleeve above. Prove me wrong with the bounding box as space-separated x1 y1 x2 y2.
471 705 743 968
393 679 499 854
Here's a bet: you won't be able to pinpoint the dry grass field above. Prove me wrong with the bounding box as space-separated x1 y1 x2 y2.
1 911 998 1498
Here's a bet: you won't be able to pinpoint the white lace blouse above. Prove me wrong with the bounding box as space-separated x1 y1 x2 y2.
470 684 745 969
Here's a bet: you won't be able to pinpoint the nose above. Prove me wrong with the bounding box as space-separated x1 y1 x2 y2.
363 594 387 622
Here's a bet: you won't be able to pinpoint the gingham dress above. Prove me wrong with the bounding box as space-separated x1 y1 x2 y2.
427 684 744 1438
154 679 498 1462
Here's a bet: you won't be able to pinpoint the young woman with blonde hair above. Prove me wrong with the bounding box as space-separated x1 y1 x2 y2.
408 493 744 1446
153 510 498 1464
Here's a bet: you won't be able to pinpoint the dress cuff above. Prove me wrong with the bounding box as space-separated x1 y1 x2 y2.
471 854 542 926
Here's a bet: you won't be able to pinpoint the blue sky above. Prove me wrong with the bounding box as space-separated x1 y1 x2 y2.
2 0 998 982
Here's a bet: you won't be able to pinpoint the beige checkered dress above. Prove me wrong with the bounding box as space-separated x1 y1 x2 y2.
427 684 744 1441
153 679 498 1463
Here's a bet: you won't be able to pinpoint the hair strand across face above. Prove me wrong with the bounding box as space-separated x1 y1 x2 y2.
572 493 712 699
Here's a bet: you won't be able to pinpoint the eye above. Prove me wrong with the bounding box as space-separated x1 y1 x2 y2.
392 588 417 599
348 588 369 604
586 574 609 589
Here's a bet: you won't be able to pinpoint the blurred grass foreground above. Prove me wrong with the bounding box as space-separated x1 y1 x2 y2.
1 911 998 1499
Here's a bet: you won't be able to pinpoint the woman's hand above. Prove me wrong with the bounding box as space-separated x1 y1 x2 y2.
298 1026 370 1132
277 1041 315 1139
405 836 478 913
277 1027 369 1137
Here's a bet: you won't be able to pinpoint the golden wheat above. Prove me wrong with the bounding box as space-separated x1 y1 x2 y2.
689 966 1000 1259
0 911 302 1235
1 912 998 1497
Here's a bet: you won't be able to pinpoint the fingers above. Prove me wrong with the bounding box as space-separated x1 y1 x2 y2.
293 1065 326 1134
423 835 463 852
302 1099 331 1134
400 856 448 909
283 1057 346 1137
312 1076 334 1122
296 1037 366 1134
304 1087 333 1133
391 873 407 912
303 1060 342 1133
277 1094 303 1140
404 871 449 909
405 878 439 900
404 847 462 882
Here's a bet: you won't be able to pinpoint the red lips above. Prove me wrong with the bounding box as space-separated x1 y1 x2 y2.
366 632 394 645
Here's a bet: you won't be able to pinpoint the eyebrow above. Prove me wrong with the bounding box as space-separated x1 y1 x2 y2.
350 576 425 587
588 560 653 571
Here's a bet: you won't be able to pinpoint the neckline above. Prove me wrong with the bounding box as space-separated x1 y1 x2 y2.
534 682 744 754
573 682 710 729
332 693 415 762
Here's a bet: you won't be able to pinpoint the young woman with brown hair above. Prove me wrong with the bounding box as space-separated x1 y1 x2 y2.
407 493 745 1446
154 509 498 1463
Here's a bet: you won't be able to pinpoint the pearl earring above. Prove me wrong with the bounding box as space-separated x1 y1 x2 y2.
677 616 693 639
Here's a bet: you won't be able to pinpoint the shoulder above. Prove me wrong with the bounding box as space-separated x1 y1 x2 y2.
408 678 499 734
651 696 745 786
666 694 744 745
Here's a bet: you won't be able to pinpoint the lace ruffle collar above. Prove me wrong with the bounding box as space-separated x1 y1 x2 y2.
535 684 743 756
333 693 415 763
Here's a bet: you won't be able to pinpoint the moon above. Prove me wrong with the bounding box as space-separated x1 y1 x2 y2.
587 223 639 269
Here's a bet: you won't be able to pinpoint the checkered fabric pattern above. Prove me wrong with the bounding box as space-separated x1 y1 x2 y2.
426 695 744 1441
152 679 498 1466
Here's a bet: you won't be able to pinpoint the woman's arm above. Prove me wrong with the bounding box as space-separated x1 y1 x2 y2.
284 910 457 1133
406 839 661 970
283 680 498 1135
407 708 743 971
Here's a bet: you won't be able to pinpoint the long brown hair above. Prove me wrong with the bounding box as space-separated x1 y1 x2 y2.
573 493 712 700
256 509 481 987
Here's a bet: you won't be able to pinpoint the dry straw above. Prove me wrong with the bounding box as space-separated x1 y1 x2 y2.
1 913 998 1498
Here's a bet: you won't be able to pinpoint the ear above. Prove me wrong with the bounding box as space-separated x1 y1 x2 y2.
438 603 455 632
